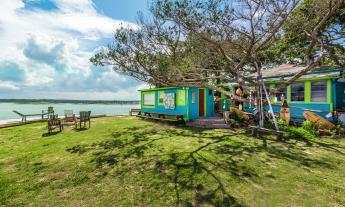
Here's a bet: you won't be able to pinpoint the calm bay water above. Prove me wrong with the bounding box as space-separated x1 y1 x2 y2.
0 103 140 121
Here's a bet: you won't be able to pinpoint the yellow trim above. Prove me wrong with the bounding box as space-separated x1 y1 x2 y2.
204 88 207 117
287 85 291 103
327 79 332 104
177 90 186 106
305 80 311 104
198 88 206 117
269 84 275 103
186 88 189 121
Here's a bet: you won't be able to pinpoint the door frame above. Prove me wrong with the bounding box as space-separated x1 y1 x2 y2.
198 88 206 117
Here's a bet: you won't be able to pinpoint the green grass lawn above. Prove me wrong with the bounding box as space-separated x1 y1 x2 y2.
1 117 345 207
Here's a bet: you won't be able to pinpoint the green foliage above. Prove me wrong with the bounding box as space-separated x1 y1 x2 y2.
302 120 318 135
267 119 317 140
230 108 249 122
284 125 317 140
335 124 345 136
268 0 345 65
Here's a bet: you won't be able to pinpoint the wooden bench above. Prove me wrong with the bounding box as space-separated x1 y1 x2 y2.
137 112 185 123
48 115 63 134
248 126 286 140
129 109 141 116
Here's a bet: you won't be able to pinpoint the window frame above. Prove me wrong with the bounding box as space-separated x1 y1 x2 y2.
310 80 328 103
290 82 305 102
142 92 156 107
275 88 288 102
158 91 165 106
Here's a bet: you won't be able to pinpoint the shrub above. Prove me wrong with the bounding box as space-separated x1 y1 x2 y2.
230 108 249 121
285 126 316 140
266 119 289 131
302 120 317 135
266 119 317 141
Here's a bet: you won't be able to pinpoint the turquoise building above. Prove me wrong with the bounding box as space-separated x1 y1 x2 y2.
262 65 345 120
139 87 215 121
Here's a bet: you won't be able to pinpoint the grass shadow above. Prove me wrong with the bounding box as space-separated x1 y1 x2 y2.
73 128 89 132
42 131 61 137
66 124 340 206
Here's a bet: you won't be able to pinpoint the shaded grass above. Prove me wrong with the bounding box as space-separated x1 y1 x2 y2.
0 117 345 206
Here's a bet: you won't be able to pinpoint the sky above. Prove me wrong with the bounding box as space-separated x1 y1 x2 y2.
0 0 151 100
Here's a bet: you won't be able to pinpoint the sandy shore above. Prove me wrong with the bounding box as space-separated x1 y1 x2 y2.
0 117 41 125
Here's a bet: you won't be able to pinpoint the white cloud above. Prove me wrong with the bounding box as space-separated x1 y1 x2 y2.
0 81 20 91
0 0 141 100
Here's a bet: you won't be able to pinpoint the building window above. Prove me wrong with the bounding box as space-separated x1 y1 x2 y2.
143 93 155 106
291 82 305 102
311 81 327 102
158 91 165 105
192 92 196 103
275 89 287 102
177 90 185 106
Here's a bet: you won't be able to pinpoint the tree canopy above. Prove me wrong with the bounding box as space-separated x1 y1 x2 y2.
91 0 343 96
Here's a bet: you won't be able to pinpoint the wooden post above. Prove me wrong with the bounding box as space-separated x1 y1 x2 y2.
262 81 279 130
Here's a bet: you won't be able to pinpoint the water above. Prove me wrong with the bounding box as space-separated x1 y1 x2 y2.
0 103 140 121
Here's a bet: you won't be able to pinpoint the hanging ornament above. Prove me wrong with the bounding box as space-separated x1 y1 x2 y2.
236 88 242 96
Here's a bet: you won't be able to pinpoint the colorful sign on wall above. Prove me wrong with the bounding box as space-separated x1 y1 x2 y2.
164 93 175 109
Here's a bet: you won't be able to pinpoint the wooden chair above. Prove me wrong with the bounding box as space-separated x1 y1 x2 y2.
75 111 91 129
48 115 63 134
129 108 141 116
64 110 76 124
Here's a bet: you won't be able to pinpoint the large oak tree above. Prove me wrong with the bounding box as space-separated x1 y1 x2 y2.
91 0 343 126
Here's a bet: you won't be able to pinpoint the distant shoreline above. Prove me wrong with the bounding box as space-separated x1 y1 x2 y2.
0 99 140 105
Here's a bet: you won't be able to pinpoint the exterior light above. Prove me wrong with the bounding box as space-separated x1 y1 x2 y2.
338 78 345 82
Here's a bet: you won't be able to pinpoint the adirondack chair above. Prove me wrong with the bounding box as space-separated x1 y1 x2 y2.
64 110 76 124
75 111 91 129
42 106 54 119
47 115 63 134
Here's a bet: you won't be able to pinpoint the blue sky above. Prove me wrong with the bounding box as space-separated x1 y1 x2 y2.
0 0 151 100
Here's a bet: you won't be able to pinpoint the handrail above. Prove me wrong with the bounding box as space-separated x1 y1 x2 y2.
12 110 54 122
13 110 47 117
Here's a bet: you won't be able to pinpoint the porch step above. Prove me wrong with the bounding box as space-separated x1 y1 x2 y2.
187 117 230 129
192 118 225 125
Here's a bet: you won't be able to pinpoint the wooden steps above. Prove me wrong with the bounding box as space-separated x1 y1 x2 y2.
187 117 230 129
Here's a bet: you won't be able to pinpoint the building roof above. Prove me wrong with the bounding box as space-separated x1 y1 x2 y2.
138 87 183 92
261 64 343 81
138 86 210 92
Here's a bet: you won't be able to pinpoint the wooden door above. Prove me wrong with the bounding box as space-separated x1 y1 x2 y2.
199 89 205 117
